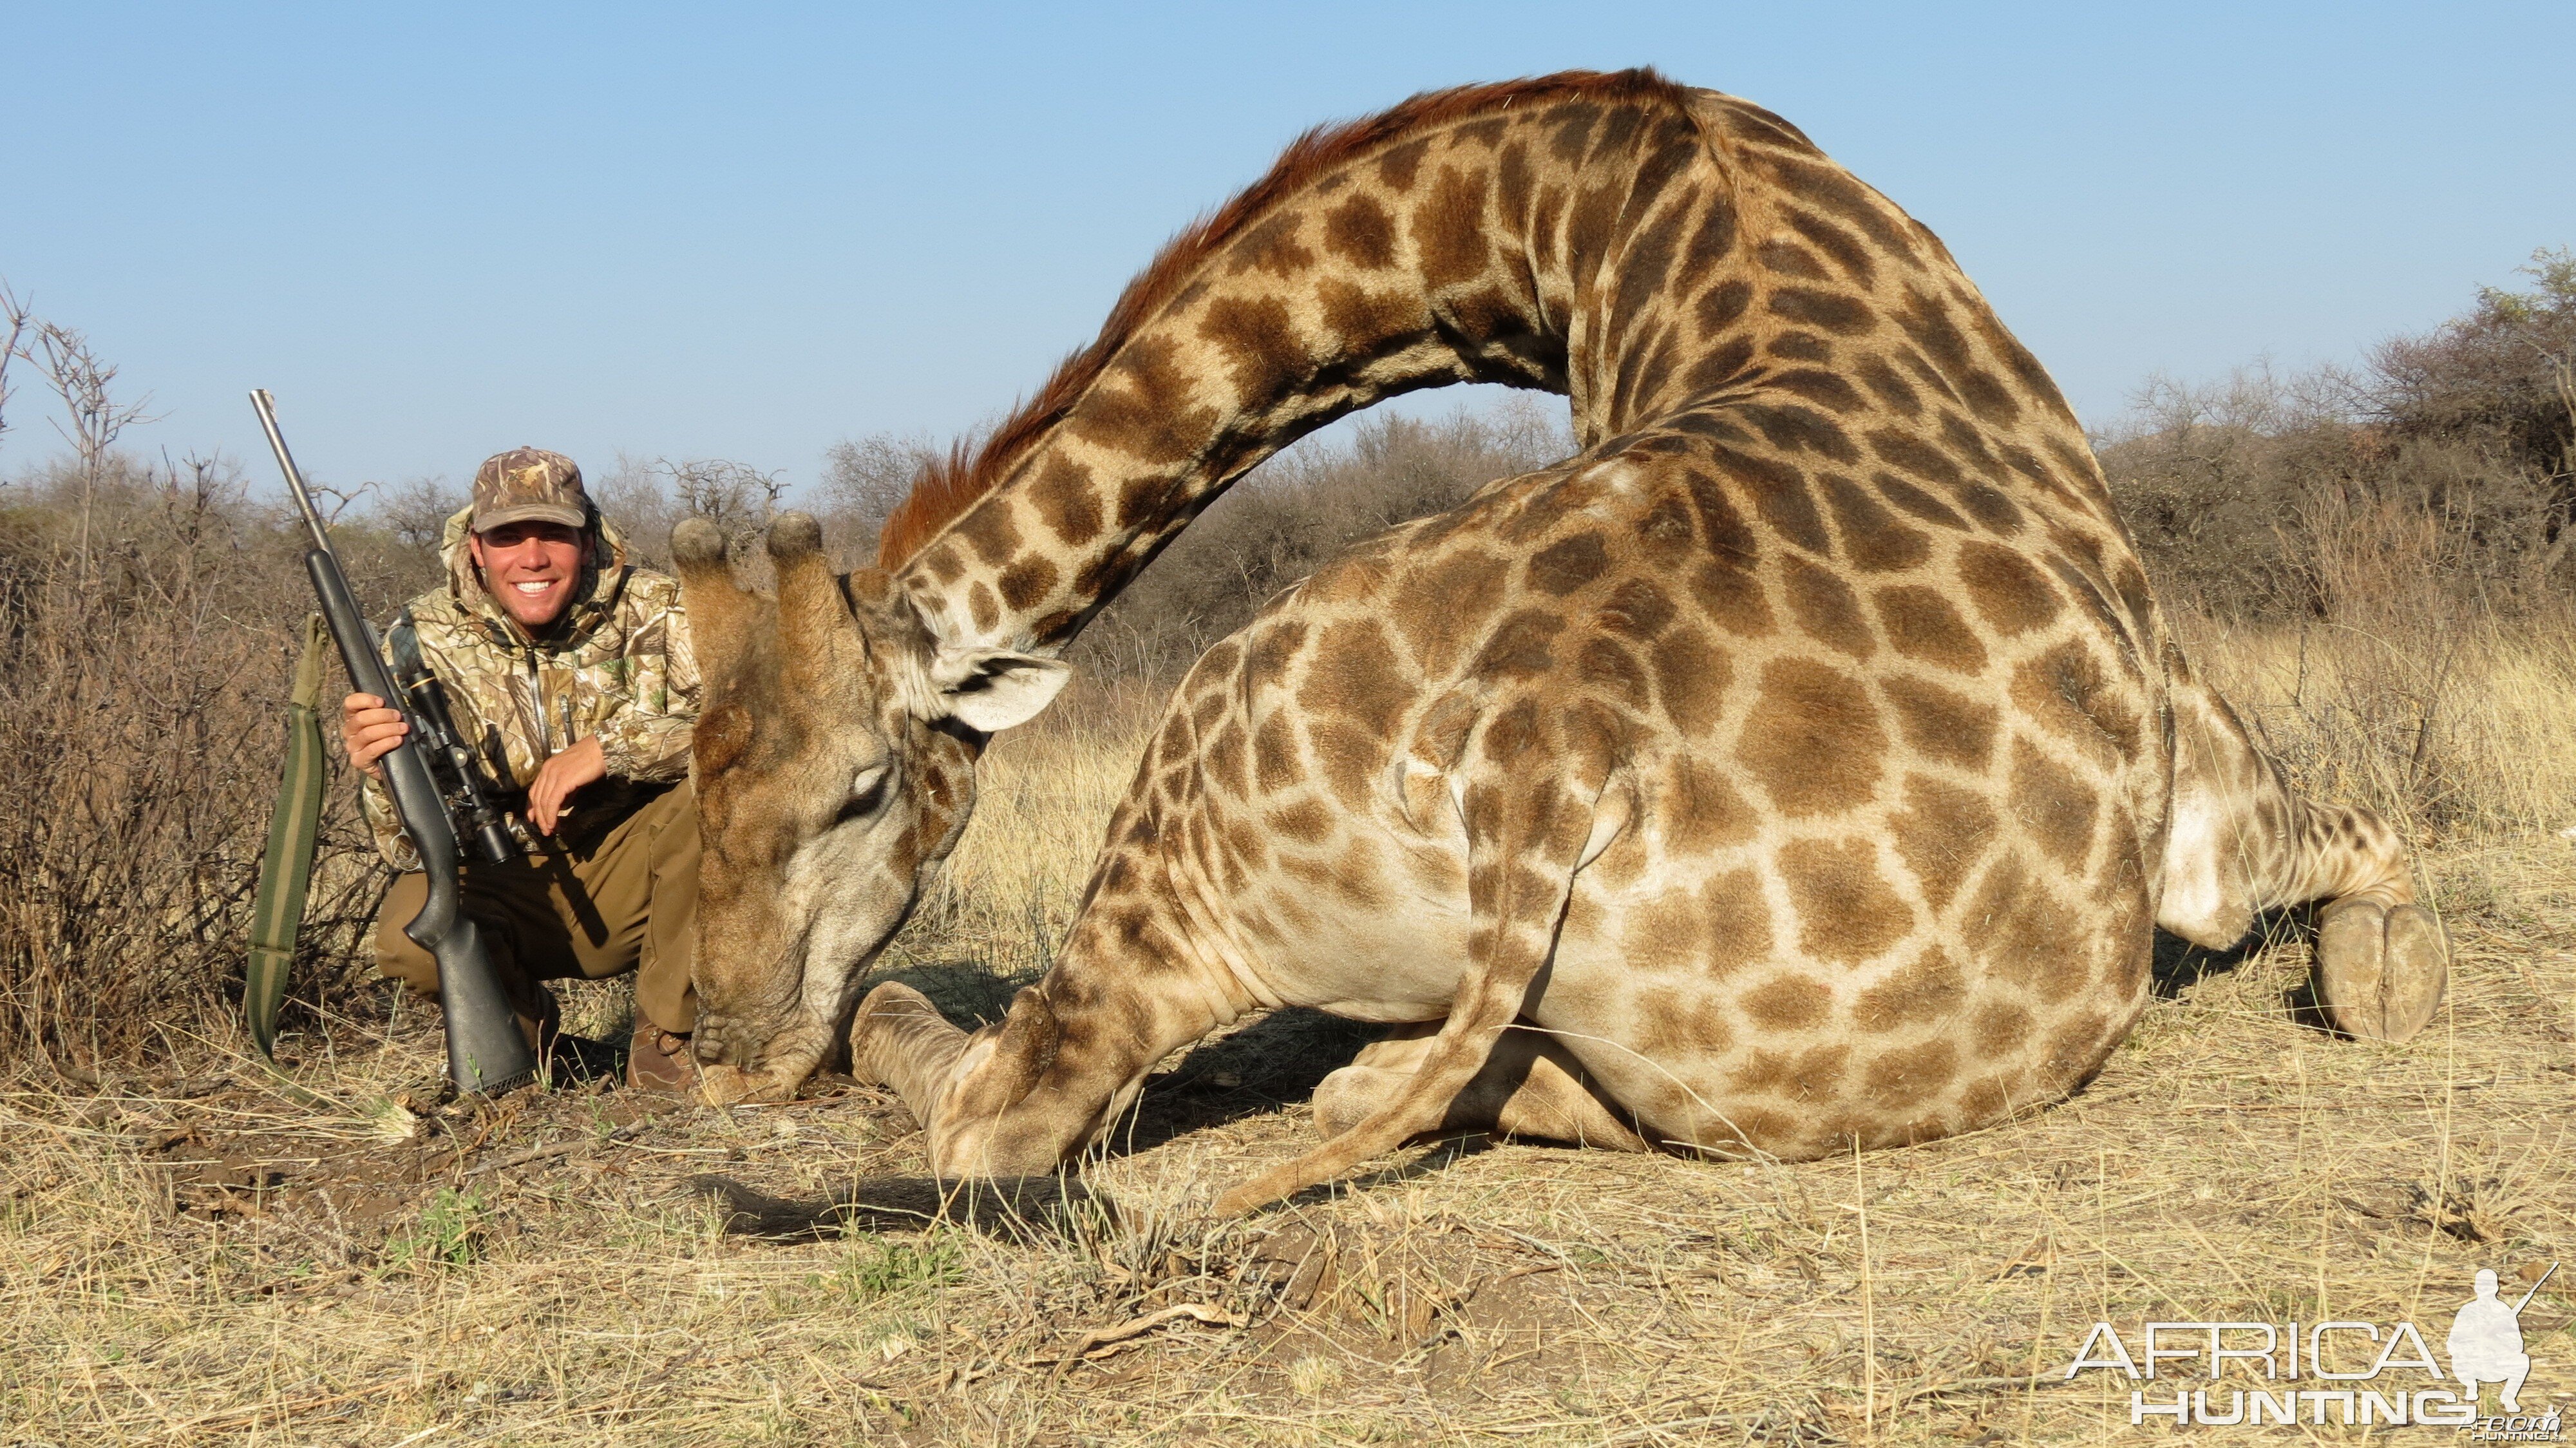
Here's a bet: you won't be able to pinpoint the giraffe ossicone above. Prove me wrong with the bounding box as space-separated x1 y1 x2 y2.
674 70 2448 1215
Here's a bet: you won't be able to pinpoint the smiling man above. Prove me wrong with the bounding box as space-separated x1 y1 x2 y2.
340 447 704 1091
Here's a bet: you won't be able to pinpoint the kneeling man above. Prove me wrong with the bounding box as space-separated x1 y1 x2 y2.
342 447 703 1091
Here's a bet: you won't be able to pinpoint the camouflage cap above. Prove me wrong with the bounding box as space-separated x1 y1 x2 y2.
470 447 590 533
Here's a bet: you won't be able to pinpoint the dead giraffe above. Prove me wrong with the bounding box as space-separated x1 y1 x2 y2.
673 71 2448 1213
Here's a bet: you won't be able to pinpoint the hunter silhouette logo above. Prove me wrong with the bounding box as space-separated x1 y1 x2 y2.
2452 1266 2550 1413
2062 1262 2559 1431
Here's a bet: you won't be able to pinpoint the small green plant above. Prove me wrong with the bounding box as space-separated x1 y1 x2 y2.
383 1188 486 1272
834 1232 963 1301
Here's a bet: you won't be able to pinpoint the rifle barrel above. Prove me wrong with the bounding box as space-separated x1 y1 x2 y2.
2511 1261 2557 1314
247 389 334 554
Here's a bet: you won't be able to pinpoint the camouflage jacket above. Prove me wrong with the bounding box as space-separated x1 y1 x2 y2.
361 507 698 870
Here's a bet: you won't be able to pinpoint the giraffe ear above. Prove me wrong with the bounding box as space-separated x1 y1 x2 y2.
921 646 1073 733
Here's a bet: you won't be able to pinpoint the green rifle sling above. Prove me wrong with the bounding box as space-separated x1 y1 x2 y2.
244 613 331 1060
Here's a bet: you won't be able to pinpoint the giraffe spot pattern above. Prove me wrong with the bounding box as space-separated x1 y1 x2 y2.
1875 584 1989 674
1967 853 2090 1004
1767 285 1873 336
1199 294 1307 405
998 557 1057 612
1887 774 1997 913
1528 531 1611 595
1631 984 1735 1060
1958 543 2065 635
1779 836 1913 966
1323 193 1397 269
1028 457 1102 546
1853 948 1967 1033
1414 164 1494 290
1654 756 1759 855
1784 556 1875 658
1861 1039 1958 1107
1649 626 1730 737
1736 658 1885 817
1821 474 1933 572
1743 973 1831 1030
1732 1043 1850 1101
1597 576 1677 638
1768 333 1834 363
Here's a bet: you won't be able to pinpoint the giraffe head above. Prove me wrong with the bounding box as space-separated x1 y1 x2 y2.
671 512 1070 1101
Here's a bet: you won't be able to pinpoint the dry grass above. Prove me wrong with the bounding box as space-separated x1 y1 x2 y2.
6 625 2574 1445
2179 602 2576 844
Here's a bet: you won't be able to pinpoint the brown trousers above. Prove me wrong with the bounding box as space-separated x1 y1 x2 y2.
375 780 699 1038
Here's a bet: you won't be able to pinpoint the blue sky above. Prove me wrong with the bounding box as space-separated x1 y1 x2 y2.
3 2 2570 493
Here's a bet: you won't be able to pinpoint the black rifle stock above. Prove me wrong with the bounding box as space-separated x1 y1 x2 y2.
249 389 540 1096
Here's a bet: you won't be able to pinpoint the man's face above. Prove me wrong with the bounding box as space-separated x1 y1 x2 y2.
469 520 587 630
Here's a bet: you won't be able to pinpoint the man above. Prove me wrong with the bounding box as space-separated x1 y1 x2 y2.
341 447 703 1091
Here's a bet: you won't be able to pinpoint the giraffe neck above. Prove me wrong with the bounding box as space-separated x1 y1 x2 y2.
887 70 2101 653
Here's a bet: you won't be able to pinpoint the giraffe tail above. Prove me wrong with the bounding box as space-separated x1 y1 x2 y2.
1211 767 1605 1218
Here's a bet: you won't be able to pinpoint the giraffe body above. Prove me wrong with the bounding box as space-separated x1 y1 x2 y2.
677 72 2446 1210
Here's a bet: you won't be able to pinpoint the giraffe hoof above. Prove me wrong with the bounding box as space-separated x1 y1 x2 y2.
2315 901 2448 1043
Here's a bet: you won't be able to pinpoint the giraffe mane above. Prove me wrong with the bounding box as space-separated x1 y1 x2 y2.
873 66 1692 570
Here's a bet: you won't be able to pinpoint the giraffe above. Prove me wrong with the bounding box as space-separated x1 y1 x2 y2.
673 71 2448 1214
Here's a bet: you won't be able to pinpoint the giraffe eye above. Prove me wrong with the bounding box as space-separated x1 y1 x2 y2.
839 763 893 823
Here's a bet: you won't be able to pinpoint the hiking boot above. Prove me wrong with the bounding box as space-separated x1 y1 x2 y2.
627 1022 703 1094
544 1033 627 1087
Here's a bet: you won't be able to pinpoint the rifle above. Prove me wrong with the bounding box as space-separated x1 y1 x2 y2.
2512 1262 2557 1315
249 389 541 1097
386 608 520 868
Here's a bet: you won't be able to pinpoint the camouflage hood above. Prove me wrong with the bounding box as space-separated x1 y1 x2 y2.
361 508 699 870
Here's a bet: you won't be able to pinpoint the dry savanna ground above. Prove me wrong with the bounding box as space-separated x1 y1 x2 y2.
5 620 2573 1447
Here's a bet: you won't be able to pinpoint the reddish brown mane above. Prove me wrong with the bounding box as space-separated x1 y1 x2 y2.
875 67 1688 570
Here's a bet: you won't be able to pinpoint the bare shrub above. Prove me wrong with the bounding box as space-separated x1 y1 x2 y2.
2372 245 2576 476
2095 254 2576 840
0 280 32 448
2102 252 2576 622
375 475 468 555
0 459 412 1069
591 453 789 583
2092 366 2354 614
815 430 941 567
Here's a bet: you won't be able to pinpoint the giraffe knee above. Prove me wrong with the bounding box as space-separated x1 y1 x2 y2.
1473 1033 1652 1151
1312 1064 1405 1139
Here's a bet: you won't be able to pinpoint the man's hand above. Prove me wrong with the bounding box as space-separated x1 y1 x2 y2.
527 736 606 835
342 692 409 781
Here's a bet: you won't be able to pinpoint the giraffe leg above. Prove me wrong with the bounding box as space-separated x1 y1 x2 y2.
851 908 1236 1177
1313 1022 1651 1152
2161 664 2448 1043
849 981 974 1123
2309 808 2449 1043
